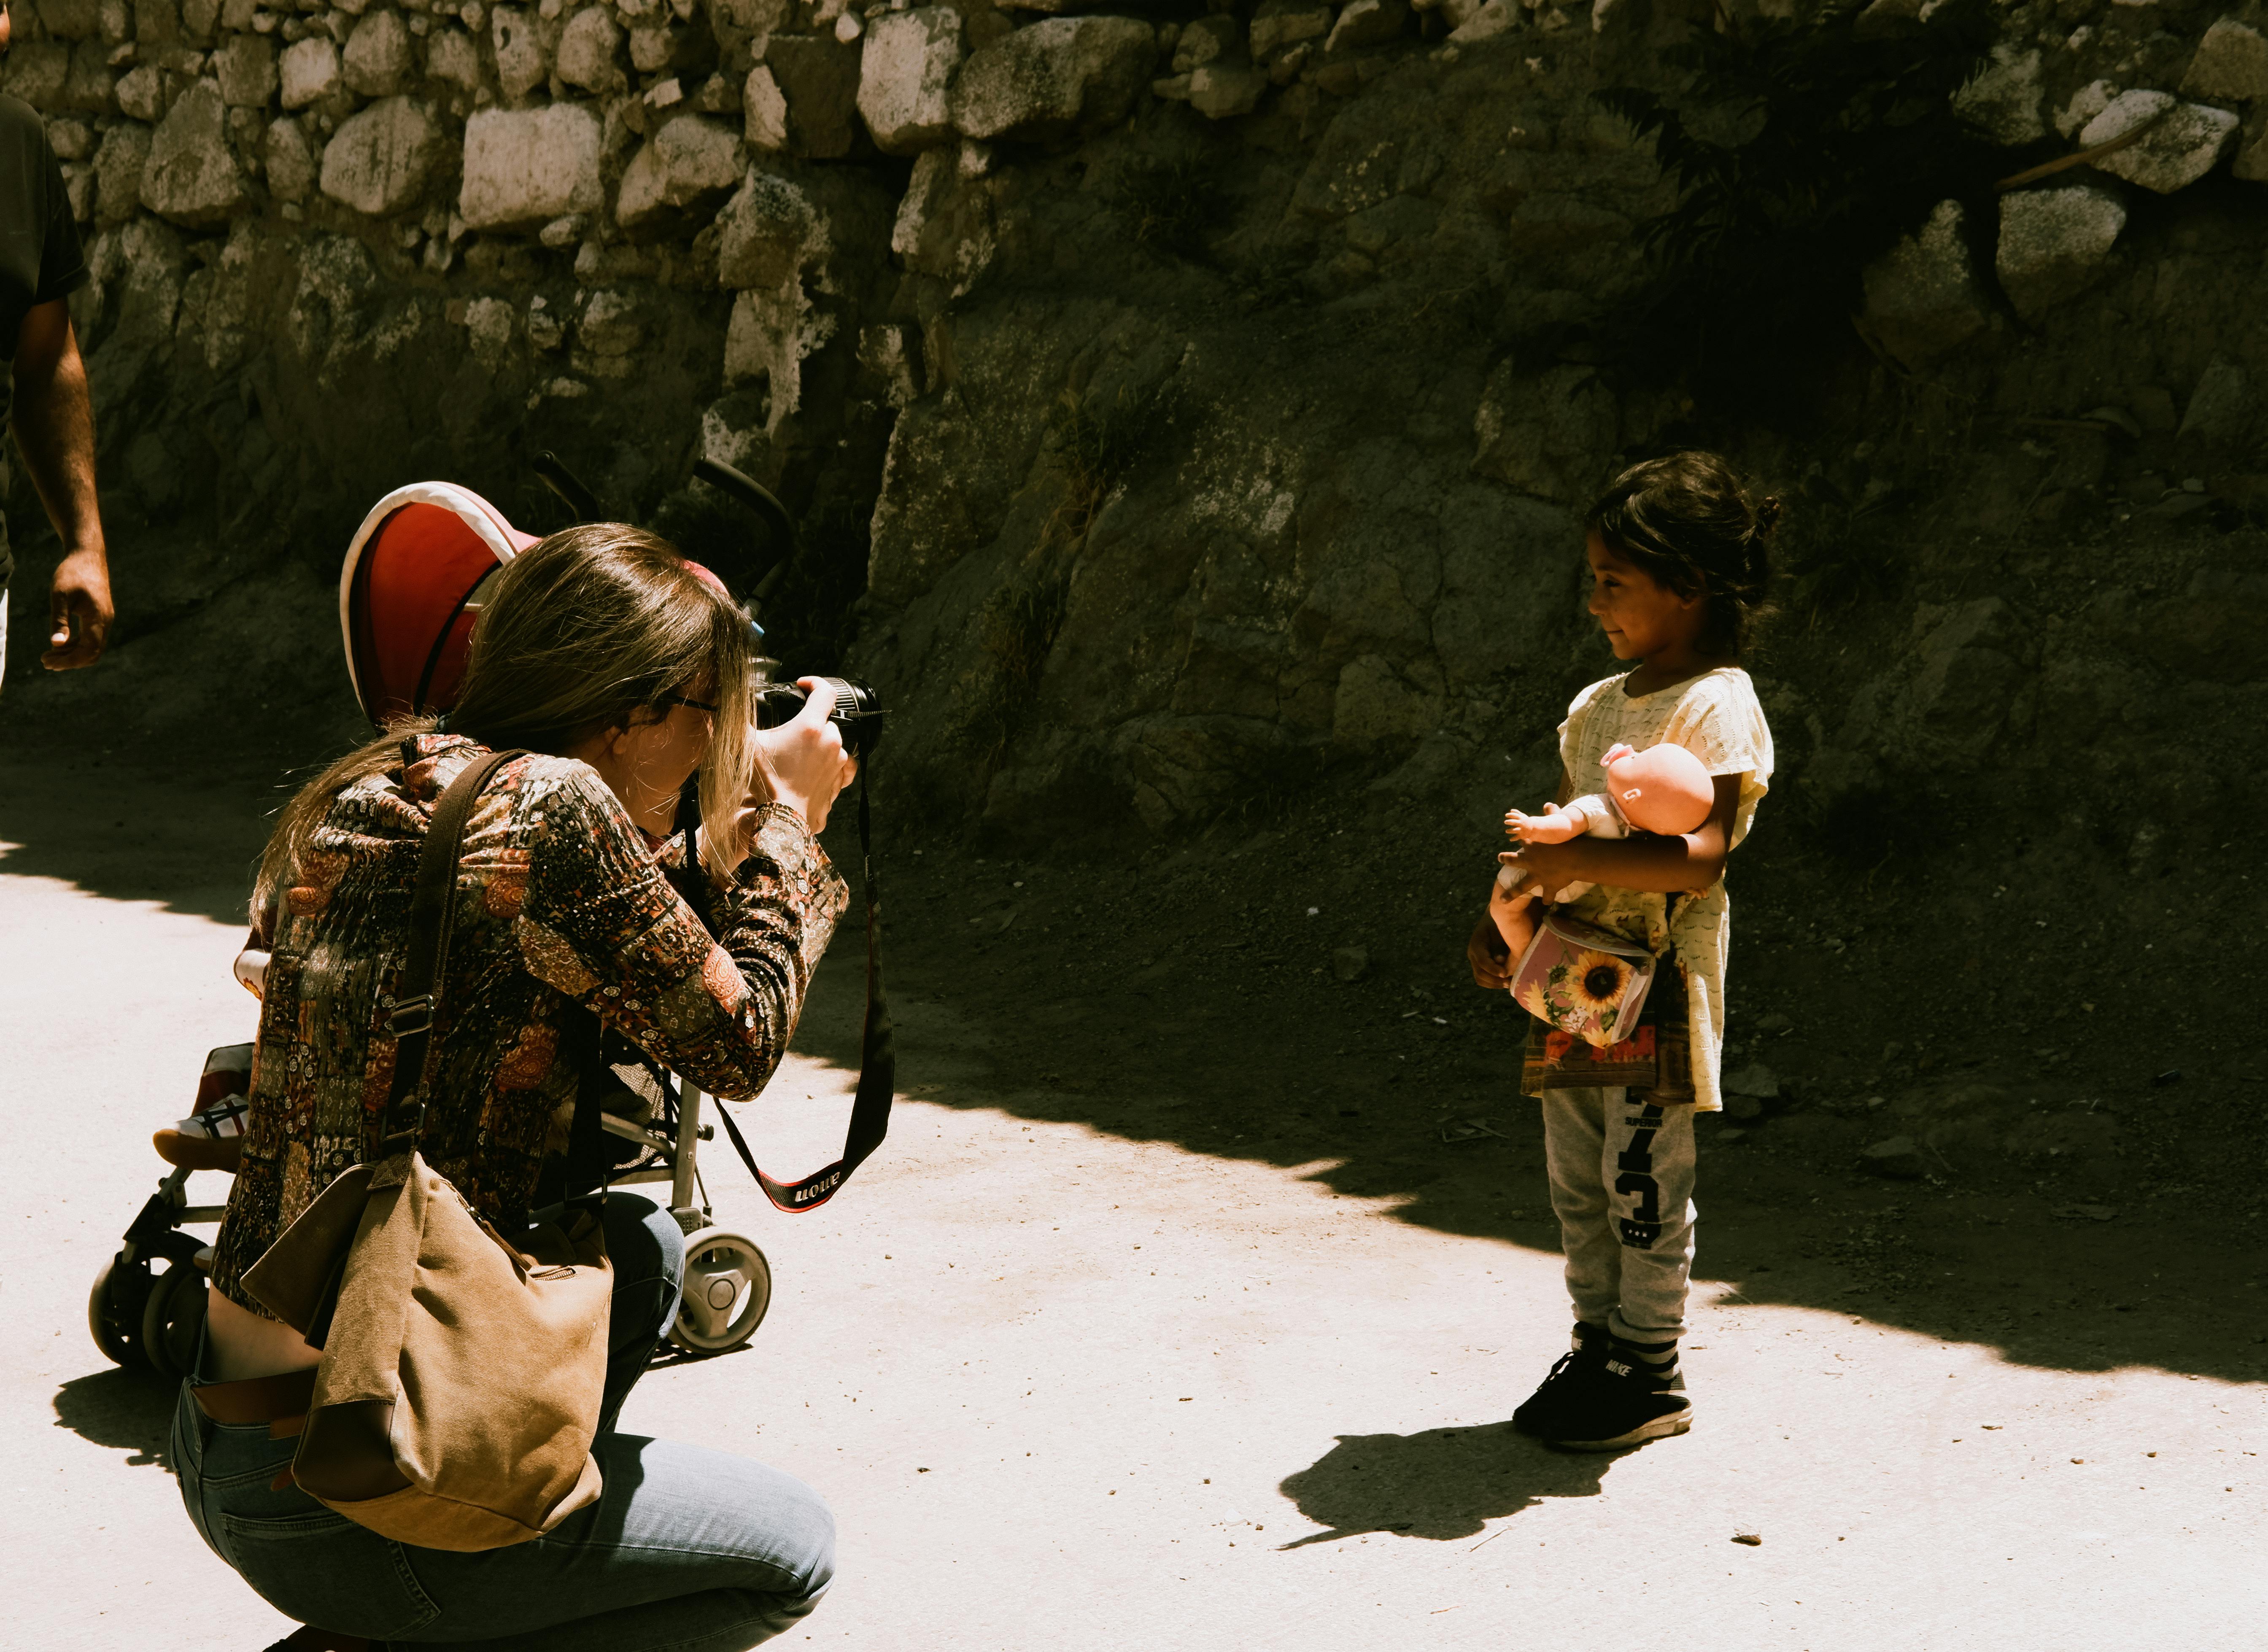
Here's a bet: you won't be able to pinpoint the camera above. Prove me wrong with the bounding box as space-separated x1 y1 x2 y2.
754 676 885 760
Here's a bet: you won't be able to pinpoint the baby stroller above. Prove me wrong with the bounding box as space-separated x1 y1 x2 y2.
88 456 865 1379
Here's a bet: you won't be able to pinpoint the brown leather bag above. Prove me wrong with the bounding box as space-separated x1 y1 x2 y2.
244 748 617 1552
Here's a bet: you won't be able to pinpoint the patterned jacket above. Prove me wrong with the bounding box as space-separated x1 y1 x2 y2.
210 735 848 1315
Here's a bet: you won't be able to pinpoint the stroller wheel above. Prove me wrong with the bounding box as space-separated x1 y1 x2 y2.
669 1229 771 1355
142 1261 209 1381
89 1258 156 1369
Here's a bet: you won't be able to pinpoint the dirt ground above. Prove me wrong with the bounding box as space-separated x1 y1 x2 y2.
3 739 2264 1651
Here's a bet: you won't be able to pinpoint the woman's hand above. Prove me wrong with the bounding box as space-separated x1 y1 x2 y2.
750 679 860 834
1497 838 1586 904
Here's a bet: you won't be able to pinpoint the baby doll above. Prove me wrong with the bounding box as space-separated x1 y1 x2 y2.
1491 740 1715 959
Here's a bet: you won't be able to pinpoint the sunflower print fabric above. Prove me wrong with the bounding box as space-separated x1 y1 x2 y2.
209 734 848 1317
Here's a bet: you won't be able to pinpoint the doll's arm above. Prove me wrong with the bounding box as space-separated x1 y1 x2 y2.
1506 795 1610 844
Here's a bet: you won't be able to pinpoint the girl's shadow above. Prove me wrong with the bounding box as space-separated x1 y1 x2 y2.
1276 1421 1612 1547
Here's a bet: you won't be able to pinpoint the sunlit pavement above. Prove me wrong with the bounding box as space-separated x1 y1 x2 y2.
5 819 2263 1652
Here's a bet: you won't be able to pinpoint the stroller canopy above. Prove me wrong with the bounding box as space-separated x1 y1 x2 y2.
340 482 540 725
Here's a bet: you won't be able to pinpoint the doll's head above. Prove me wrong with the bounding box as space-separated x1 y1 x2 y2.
1599 741 1713 836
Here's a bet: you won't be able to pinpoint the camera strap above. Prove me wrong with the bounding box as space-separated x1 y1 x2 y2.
707 763 894 1213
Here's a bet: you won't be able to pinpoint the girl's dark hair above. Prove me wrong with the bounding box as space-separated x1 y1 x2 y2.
1585 451 1779 658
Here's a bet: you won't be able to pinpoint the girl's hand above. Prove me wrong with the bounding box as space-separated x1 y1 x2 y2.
1497 838 1586 904
749 679 859 834
1467 916 1513 990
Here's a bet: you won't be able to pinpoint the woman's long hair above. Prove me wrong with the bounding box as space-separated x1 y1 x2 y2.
255 524 759 918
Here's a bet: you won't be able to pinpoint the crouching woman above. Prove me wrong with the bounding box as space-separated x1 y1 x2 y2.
173 525 860 1652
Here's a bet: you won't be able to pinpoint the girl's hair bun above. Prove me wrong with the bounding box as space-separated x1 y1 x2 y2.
1753 494 1784 537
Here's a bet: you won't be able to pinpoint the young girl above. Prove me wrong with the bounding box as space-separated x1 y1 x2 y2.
1468 450 1777 1451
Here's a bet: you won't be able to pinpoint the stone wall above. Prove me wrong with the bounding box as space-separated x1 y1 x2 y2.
6 0 2266 873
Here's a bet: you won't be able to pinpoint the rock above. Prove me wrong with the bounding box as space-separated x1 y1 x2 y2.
320 95 441 217
1995 184 2125 320
1723 1062 1780 1100
489 6 547 99
1326 0 1408 53
2055 78 2115 140
264 114 315 202
1861 1136 1928 1179
1472 361 1618 501
555 5 625 93
724 284 794 388
342 8 411 97
457 103 603 229
1172 13 1237 72
765 33 862 157
139 81 245 225
46 119 94 162
1331 945 1369 982
744 65 789 150
717 166 827 289
2078 91 2238 194
2181 18 2268 104
91 120 150 224
615 112 743 227
857 321 921 405
575 288 645 361
114 65 165 122
890 143 953 259
834 10 862 43
427 27 485 93
2176 356 2252 446
1859 199 1990 367
1952 43 2045 145
1250 0 1330 59
856 8 962 155
461 294 517 369
58 40 111 115
279 36 340 108
949 16 1157 143
39 0 102 39
212 33 275 106
1723 1094 1765 1121
1188 61 1265 120
1447 0 1516 41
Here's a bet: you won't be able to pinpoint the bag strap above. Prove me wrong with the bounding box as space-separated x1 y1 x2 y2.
380 747 523 1153
712 762 894 1213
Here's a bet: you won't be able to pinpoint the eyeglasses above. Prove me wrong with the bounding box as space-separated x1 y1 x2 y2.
656 692 718 716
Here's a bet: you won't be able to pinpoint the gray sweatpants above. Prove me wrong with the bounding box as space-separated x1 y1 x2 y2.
1541 1087 1697 1343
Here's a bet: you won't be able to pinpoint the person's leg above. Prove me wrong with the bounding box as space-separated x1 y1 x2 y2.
390 1431 834 1652
1515 1088 1619 1434
1540 1086 1621 1331
1602 1096 1697 1381
1536 1094 1696 1450
596 1192 686 1434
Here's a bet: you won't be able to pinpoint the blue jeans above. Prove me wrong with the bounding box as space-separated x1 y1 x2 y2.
173 1195 834 1649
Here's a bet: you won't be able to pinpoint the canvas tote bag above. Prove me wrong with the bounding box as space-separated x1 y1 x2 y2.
244 747 616 1552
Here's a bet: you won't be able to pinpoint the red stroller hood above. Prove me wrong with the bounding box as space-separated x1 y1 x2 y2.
339 483 540 725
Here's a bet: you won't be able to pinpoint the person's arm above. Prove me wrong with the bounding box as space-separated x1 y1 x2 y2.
12 298 109 668
1472 764 1575 987
515 765 850 1101
1497 772 1743 897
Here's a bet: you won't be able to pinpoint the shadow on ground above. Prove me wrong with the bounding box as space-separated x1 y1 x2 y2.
12 755 2265 1396
1275 1422 1610 1546
54 1366 181 1470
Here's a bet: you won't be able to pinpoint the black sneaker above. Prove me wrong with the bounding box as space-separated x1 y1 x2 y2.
1537 1352 1692 1452
1511 1322 1608 1438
